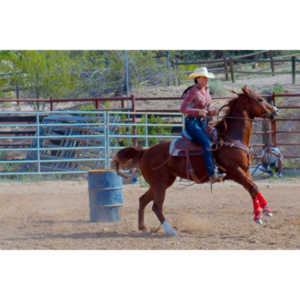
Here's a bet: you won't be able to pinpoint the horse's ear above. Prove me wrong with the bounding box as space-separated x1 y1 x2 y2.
242 85 250 95
226 88 239 95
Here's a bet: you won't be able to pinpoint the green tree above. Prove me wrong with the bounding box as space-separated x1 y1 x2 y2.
20 51 77 99
0 51 25 97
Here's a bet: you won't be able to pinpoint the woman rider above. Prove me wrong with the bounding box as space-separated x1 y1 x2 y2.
180 67 226 184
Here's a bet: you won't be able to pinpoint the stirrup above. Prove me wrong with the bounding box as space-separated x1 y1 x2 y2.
209 173 226 184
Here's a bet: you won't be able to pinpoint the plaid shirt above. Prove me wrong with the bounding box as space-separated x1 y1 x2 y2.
261 147 283 165
180 85 212 117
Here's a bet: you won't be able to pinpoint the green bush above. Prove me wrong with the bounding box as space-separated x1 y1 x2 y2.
272 83 285 94
79 103 96 111
78 103 98 122
144 115 172 146
262 84 285 104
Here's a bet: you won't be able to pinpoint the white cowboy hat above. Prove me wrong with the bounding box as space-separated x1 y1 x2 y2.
188 67 215 80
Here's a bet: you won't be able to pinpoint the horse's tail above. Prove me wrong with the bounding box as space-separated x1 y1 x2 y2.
112 147 144 178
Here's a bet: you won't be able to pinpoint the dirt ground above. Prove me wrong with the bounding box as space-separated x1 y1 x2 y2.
0 177 300 250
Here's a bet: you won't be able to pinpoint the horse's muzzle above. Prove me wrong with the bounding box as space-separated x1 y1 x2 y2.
268 105 279 119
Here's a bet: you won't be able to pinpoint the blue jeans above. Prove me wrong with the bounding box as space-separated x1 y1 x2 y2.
185 117 215 176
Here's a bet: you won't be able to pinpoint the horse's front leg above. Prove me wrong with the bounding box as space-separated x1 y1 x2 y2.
228 166 272 224
246 168 272 218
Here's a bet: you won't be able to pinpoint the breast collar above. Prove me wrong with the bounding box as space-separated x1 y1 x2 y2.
223 138 251 156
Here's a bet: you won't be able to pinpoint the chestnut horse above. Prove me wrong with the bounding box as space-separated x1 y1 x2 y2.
113 86 278 235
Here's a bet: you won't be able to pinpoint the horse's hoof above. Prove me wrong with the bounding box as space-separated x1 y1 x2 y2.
150 225 161 233
162 221 177 236
166 231 176 236
264 211 273 217
263 207 272 217
254 218 263 225
139 226 148 232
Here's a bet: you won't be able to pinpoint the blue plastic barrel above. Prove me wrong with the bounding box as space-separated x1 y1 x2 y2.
88 169 123 222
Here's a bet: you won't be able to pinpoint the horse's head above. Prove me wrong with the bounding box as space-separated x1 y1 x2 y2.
216 86 278 139
237 86 278 119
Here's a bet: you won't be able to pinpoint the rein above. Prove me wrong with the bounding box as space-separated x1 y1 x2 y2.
216 107 253 158
219 115 253 121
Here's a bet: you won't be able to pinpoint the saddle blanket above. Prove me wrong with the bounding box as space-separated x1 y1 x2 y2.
169 137 204 157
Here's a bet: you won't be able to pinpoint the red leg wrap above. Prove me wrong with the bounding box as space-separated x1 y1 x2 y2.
256 192 267 208
252 196 261 219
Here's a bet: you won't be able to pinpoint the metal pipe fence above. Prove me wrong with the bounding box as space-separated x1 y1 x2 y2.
0 110 184 176
0 110 106 175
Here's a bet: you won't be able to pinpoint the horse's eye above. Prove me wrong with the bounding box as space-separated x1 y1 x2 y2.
258 98 263 102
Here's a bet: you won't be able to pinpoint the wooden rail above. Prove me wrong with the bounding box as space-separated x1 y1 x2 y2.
174 51 300 84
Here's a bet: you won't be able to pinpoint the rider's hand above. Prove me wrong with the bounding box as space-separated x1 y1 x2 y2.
198 109 208 117
208 109 217 116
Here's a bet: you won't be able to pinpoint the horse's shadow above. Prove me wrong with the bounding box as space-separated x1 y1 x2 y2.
38 231 169 240
7 230 173 242
34 219 89 225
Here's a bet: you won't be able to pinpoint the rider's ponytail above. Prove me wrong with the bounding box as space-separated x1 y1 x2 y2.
182 84 196 98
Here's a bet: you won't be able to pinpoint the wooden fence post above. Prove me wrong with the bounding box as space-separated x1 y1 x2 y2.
223 57 229 81
263 93 273 146
16 84 20 106
269 51 275 76
50 97 53 111
167 51 171 86
131 94 137 146
229 57 235 83
95 99 100 110
175 58 180 86
271 93 277 146
292 56 296 84
174 58 177 86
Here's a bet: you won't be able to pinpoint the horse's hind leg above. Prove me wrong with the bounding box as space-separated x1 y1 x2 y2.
152 187 177 236
138 189 153 232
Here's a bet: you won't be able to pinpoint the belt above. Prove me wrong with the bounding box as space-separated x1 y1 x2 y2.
185 116 206 122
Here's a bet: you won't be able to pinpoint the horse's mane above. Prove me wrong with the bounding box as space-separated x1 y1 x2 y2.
215 95 240 139
215 86 264 139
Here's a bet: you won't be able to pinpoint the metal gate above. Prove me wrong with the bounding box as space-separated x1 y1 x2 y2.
0 110 183 176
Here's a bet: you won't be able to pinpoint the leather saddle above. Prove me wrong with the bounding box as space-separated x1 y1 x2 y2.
169 125 251 182
169 126 218 183
169 136 204 157
169 125 217 157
